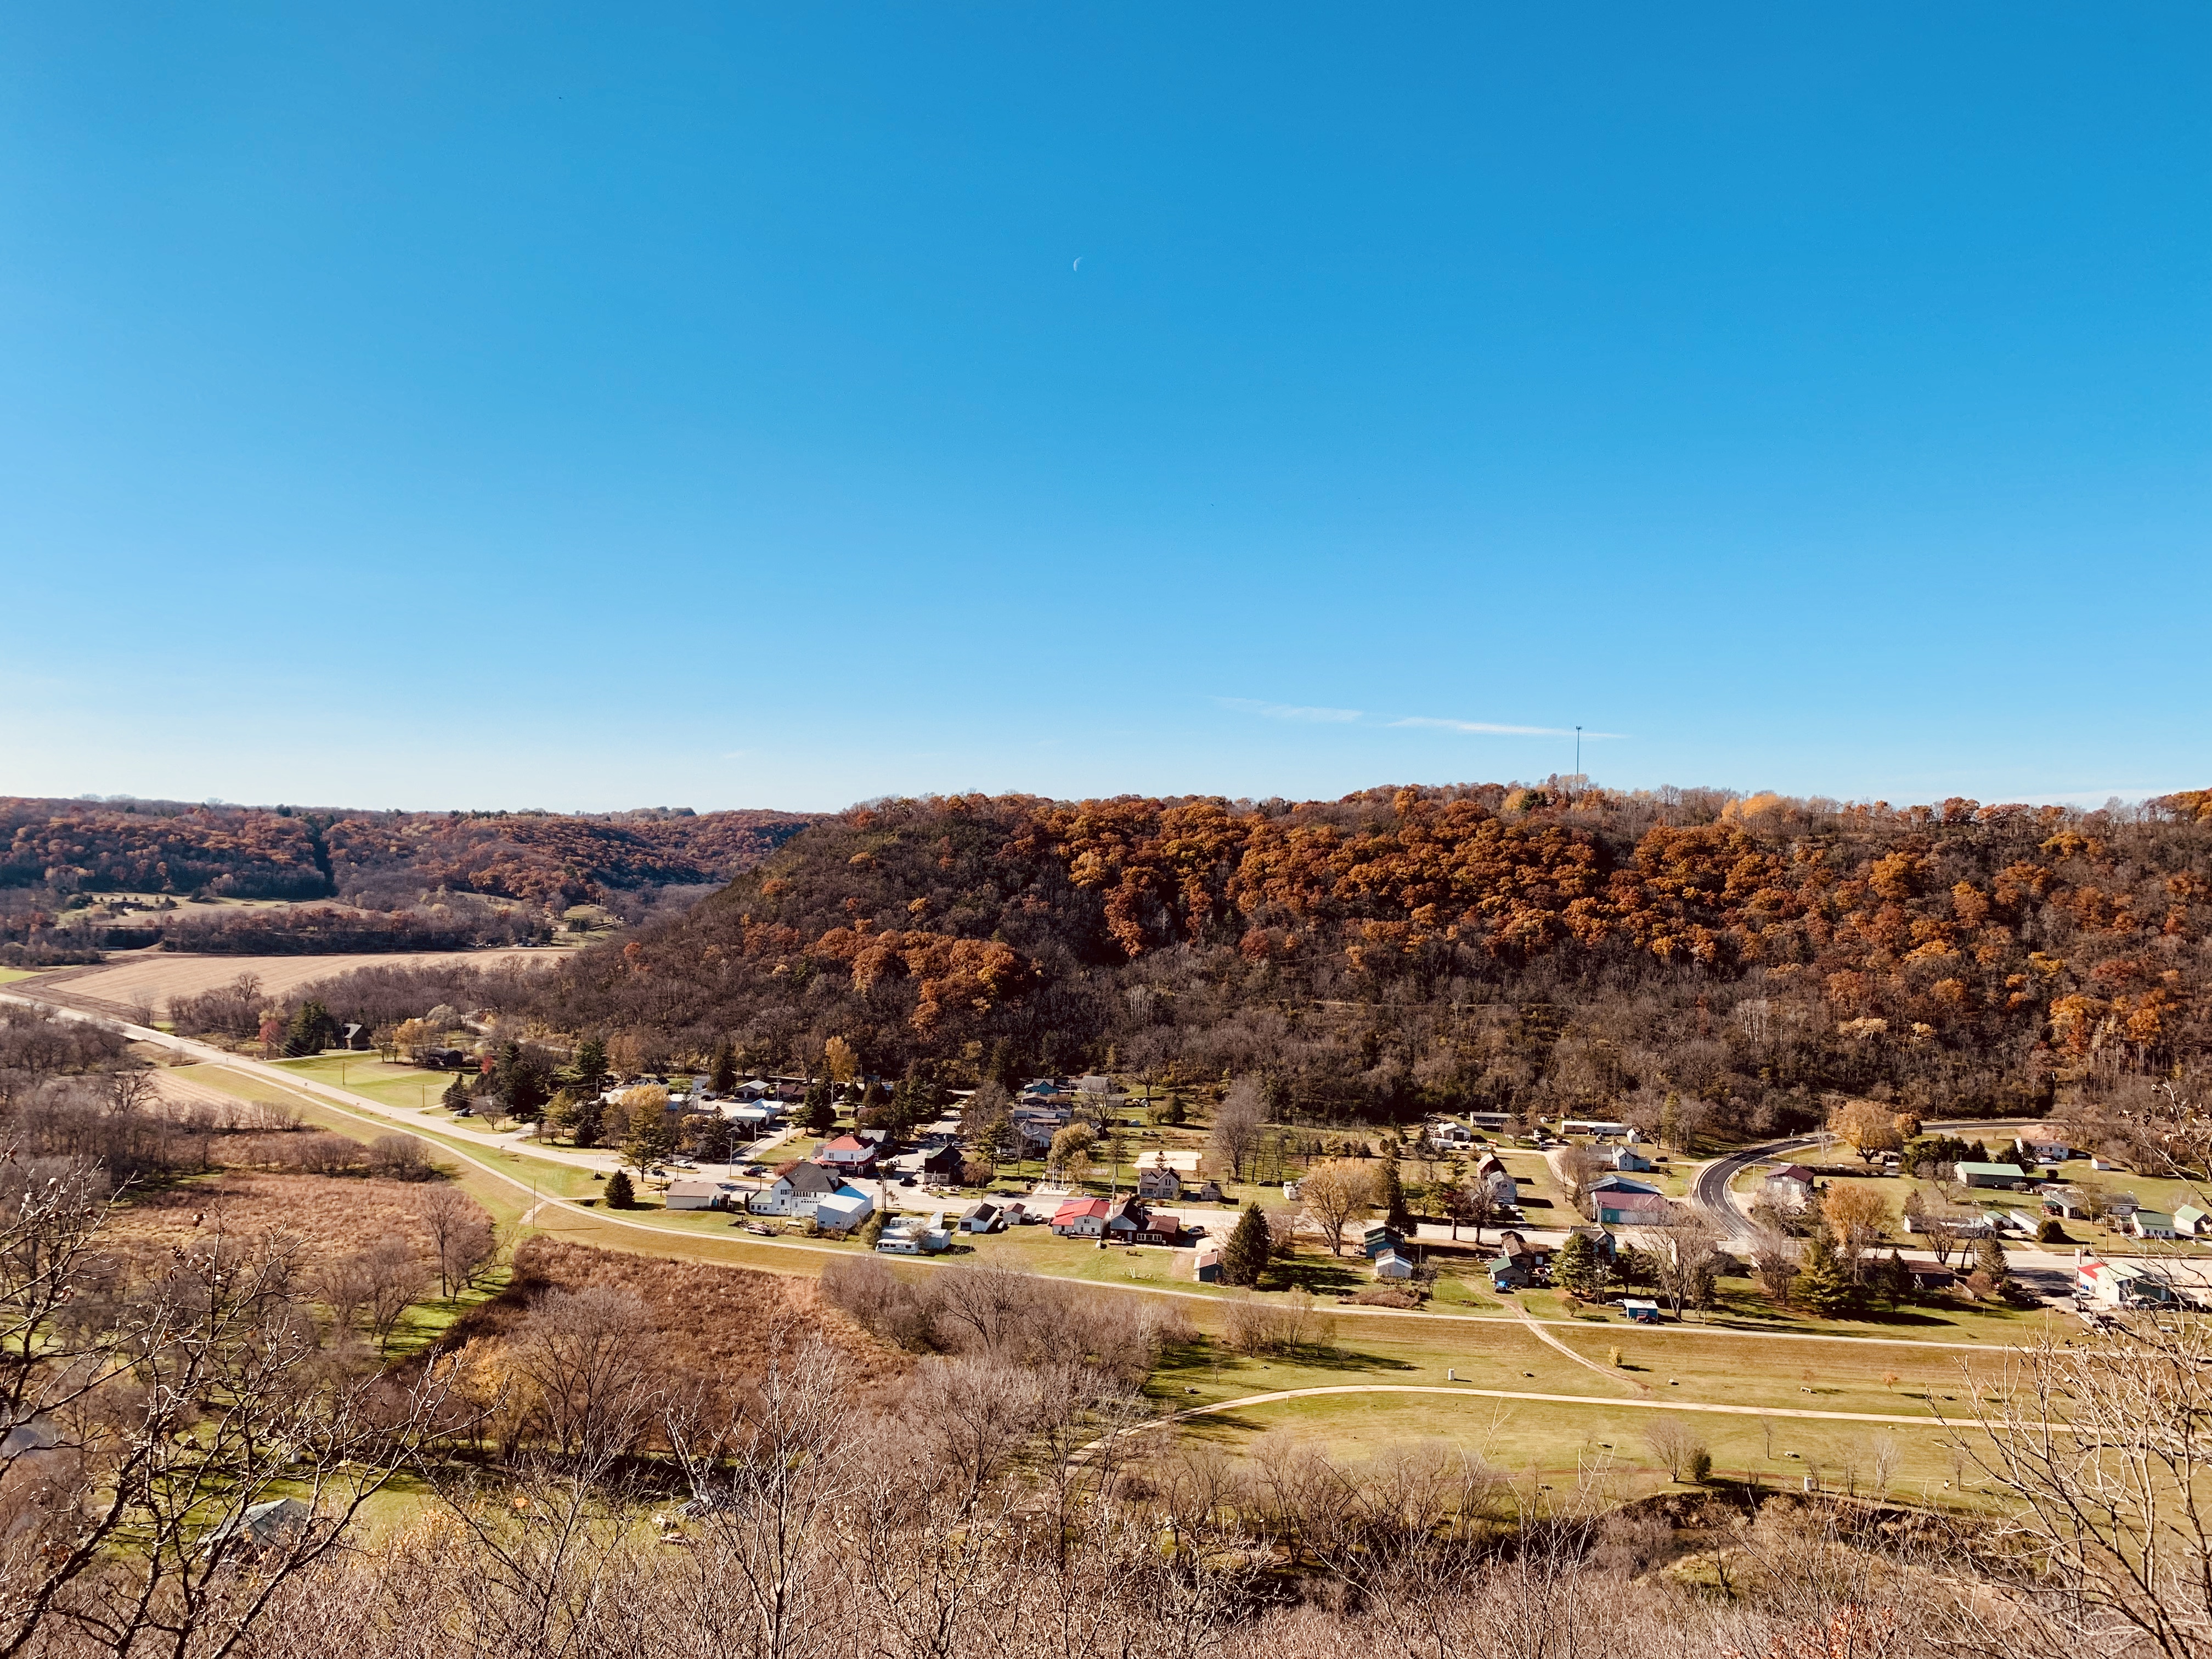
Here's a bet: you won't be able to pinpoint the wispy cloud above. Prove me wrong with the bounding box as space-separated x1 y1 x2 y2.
1391 717 1627 739
1217 697 1364 724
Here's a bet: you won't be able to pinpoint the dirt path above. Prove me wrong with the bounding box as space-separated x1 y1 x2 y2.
1508 1295 1649 1393
1138 1382 2033 1434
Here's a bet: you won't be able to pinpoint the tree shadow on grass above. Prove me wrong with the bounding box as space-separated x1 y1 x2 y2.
1285 1345 1420 1376
1261 1255 1366 1296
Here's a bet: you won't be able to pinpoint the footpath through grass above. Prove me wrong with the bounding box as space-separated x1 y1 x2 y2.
1149 1301 2015 1509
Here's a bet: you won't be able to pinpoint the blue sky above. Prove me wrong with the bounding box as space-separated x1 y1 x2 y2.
2 4 2205 813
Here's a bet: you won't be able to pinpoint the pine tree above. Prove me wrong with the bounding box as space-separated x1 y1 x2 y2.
569 1035 607 1096
804 1077 837 1135
1555 1231 1603 1300
1796 1229 1860 1318
1876 1248 1914 1308
709 1041 737 1094
441 1073 470 1110
602 1169 635 1209
283 1000 336 1057
1972 1233 2012 1296
1380 1159 1414 1234
1222 1203 1272 1288
572 1096 603 1149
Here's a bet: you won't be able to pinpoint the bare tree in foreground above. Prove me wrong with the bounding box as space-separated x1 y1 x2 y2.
1935 1318 2212 1657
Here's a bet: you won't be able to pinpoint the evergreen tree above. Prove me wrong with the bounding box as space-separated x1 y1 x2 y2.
1555 1231 1604 1300
692 1115 737 1165
1221 1203 1272 1288
1615 1244 1653 1292
602 1169 635 1209
569 1035 607 1096
1380 1159 1414 1234
1876 1248 1915 1308
441 1073 470 1111
1796 1229 1860 1318
621 1091 678 1171
283 1000 337 1057
571 1095 603 1149
804 1077 837 1135
543 1087 580 1139
709 1040 737 1094
1972 1234 2012 1296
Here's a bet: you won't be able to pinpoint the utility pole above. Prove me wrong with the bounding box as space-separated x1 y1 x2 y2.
1575 726 1582 788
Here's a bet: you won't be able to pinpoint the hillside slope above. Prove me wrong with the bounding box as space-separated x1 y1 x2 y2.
533 784 2212 1135
1 798 817 907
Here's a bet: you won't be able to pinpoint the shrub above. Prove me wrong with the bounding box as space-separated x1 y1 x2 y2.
2037 1217 2069 1244
1688 1448 1713 1482
366 1135 432 1181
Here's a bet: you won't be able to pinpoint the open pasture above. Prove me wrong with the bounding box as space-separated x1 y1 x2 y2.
45 947 557 1018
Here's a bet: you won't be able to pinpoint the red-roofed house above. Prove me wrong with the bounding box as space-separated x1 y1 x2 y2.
1051 1197 1111 1237
1592 1189 1672 1226
817 1135 879 1173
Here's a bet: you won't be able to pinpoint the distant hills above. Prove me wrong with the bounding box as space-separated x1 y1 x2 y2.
526 783 2212 1139
0 797 819 956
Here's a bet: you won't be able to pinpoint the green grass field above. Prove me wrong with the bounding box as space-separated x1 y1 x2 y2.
0 967 43 985
269 1053 458 1114
1144 1297 2017 1510
1163 1387 1985 1509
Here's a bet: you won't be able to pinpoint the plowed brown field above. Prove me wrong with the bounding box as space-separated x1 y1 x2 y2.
38 949 556 1017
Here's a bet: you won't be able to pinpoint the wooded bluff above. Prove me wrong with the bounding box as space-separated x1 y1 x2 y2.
529 784 2212 1138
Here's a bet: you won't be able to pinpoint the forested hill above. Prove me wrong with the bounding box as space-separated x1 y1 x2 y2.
0 798 819 909
535 785 2212 1138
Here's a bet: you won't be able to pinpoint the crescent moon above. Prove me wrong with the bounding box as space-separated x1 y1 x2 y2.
1072 256 1082 272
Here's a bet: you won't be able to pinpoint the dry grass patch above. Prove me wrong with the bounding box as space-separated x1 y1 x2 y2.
105 1170 453 1269
446 1237 909 1394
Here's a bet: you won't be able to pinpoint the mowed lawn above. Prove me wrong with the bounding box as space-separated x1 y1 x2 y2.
1165 1388 1984 1509
1149 1305 2020 1508
269 1053 460 1115
1160 1299 2013 1424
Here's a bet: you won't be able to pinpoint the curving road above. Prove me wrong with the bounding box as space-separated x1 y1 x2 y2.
1687 1136 1818 1242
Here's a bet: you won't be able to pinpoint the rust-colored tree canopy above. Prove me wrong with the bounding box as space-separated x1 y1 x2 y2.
533 783 2212 1132
0 797 818 909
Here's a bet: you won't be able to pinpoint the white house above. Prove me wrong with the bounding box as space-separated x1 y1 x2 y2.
2175 1205 2209 1237
1136 1161 1183 1200
1763 1165 1816 1209
750 1162 844 1217
2129 1210 2179 1241
1610 1146 1654 1173
2076 1256 2180 1309
817 1134 880 1171
813 1188 876 1234
1374 1249 1415 1281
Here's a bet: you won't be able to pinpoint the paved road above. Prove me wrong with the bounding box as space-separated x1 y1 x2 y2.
3 988 2092 1350
1686 1136 1819 1242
